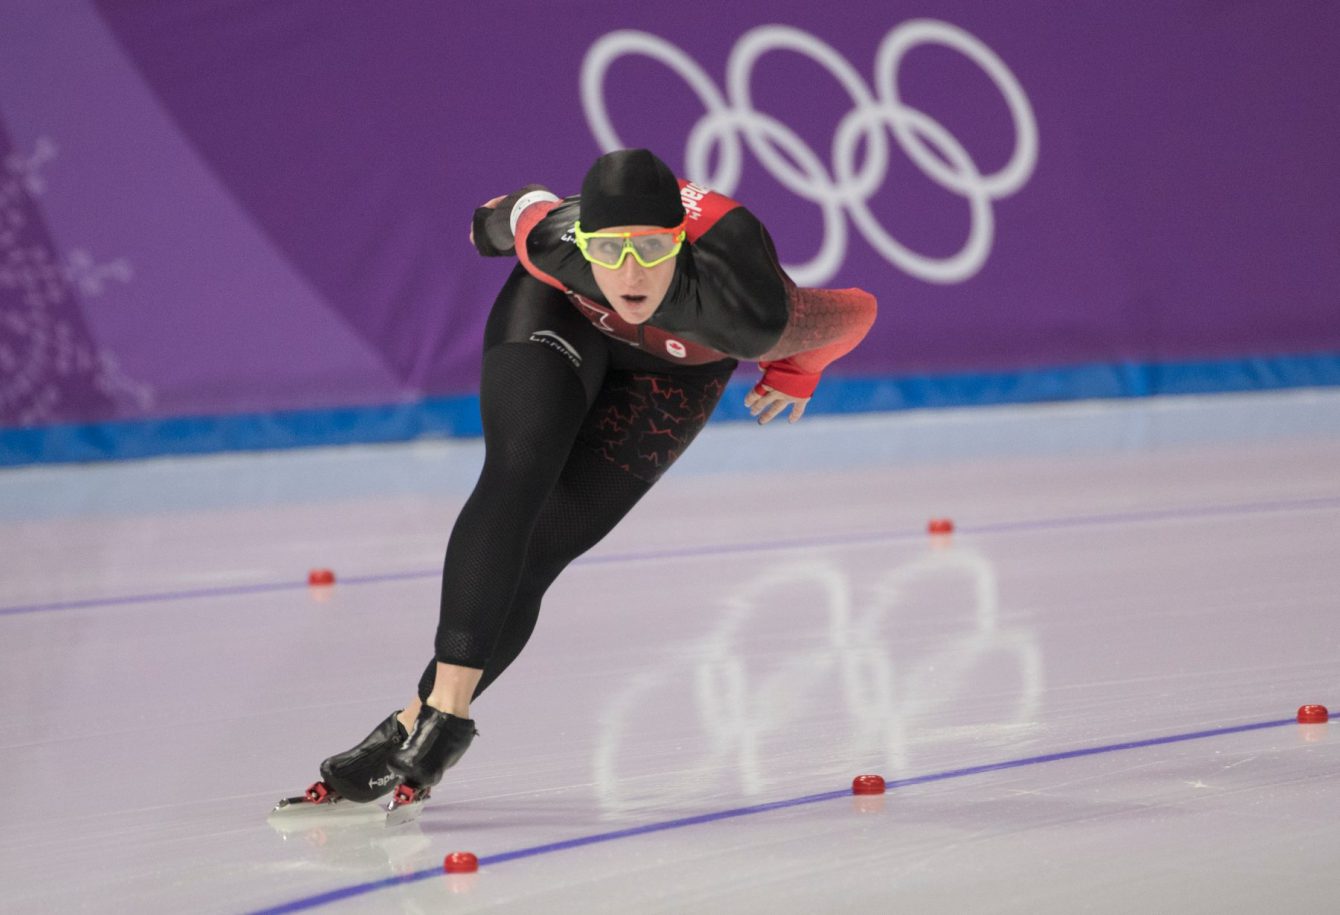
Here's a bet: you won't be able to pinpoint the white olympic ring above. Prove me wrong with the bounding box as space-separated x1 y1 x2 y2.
581 20 1038 285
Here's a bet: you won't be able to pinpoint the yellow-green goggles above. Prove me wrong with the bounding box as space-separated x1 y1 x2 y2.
573 220 686 269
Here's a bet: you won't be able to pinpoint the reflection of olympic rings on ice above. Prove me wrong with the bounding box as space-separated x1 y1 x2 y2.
593 545 1043 814
582 21 1038 286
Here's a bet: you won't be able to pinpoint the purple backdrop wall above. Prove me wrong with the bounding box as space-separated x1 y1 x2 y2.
1 1 1338 460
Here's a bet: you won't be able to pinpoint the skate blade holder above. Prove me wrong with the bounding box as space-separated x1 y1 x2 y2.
269 781 337 814
266 781 385 823
385 784 431 827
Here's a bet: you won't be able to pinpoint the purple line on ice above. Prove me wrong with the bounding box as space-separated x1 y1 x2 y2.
0 570 433 617
3 495 1337 617
245 715 1304 914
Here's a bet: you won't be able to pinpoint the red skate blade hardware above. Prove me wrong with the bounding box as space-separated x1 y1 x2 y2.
385 783 432 827
269 781 346 816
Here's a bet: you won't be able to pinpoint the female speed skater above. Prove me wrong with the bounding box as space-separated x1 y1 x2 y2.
287 148 877 815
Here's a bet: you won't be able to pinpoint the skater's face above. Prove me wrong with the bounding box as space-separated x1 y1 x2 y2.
579 223 680 325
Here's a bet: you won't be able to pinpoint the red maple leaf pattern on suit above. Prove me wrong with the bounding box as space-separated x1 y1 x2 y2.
577 372 729 483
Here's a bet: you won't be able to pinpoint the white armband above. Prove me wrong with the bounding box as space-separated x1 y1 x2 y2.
510 190 561 236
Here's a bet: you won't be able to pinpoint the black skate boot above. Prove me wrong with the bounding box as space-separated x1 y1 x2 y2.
316 711 409 803
270 711 408 816
384 706 477 817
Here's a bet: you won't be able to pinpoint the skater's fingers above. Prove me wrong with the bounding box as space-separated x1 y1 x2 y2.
747 388 778 418
749 386 809 425
757 397 790 425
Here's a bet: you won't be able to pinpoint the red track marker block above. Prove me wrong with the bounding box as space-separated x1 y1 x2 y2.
444 851 479 873
1297 704 1329 724
927 518 954 535
307 568 336 586
852 774 886 795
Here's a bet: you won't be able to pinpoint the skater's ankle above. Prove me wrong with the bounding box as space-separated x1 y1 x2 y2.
425 696 471 719
420 661 482 720
396 702 420 734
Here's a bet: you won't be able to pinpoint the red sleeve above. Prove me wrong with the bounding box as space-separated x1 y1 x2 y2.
679 179 739 239
754 287 878 398
513 199 566 292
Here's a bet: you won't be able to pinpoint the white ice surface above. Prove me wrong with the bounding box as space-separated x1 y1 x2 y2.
1 390 1338 913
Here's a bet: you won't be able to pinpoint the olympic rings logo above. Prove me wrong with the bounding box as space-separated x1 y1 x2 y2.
581 21 1038 286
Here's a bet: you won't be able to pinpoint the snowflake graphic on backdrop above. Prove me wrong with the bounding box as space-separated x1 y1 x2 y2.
0 133 152 428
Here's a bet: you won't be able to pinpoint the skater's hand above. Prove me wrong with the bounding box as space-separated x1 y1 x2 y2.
468 195 508 246
745 384 809 425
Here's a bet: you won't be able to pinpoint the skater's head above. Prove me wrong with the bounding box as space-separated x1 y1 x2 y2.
578 149 684 231
575 149 685 325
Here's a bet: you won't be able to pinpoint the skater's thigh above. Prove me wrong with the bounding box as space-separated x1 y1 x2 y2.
483 265 608 404
575 364 735 484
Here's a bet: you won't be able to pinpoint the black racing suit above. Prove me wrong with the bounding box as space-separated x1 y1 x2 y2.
420 180 876 701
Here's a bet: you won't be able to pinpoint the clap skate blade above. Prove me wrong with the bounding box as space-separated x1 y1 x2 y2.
267 781 379 823
270 780 341 813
